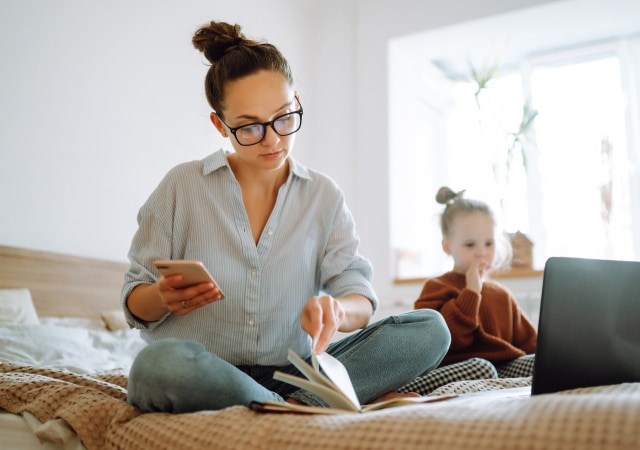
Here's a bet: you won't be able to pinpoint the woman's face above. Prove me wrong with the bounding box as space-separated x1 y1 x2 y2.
212 70 298 173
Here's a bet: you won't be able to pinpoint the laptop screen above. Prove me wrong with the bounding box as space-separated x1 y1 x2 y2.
532 257 640 395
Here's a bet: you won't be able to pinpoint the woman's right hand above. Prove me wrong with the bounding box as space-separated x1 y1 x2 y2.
158 274 222 315
127 275 222 322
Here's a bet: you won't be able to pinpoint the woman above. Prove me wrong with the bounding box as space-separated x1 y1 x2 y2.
122 20 450 413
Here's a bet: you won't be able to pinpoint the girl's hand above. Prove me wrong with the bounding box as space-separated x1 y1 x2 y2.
158 274 222 315
465 260 489 294
300 295 346 354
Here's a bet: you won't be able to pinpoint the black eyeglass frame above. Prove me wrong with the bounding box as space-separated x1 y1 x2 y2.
217 96 304 146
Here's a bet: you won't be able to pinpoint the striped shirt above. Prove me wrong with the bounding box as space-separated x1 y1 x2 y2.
121 149 378 366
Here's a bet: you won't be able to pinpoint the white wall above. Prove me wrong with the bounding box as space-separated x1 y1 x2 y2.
0 0 317 261
1 0 561 309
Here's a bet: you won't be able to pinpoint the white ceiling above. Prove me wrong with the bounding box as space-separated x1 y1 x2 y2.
400 0 640 77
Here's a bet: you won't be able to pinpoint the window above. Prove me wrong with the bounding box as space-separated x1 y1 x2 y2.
389 36 640 279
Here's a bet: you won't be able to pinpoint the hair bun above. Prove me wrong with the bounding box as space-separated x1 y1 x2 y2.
435 186 465 204
192 21 246 63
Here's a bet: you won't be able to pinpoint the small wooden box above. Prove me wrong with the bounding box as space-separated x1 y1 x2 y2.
509 231 534 269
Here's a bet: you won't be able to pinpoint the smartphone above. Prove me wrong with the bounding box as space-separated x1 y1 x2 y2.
153 260 225 298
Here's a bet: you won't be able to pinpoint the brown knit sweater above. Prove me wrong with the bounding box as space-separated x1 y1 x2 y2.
414 271 537 366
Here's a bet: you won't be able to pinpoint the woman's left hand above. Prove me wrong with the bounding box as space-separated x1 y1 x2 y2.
301 295 346 354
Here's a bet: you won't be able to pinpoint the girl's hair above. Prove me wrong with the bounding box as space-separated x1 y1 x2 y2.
192 21 294 118
436 186 512 269
436 186 494 237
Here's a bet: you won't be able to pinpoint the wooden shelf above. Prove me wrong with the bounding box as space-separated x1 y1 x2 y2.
491 268 544 279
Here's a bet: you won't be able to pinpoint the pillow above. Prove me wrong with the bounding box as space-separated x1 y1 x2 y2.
0 288 40 325
101 309 129 331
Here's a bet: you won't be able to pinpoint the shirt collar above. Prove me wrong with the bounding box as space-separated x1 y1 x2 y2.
202 149 231 175
202 149 312 182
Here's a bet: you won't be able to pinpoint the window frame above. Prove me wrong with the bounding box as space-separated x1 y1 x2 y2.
389 35 640 281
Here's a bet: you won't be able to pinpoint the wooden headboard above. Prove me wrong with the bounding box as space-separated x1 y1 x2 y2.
0 245 129 319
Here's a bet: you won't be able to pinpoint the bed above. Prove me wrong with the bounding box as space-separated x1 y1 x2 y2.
1 245 639 450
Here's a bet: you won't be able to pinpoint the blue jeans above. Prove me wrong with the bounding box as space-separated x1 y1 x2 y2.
127 309 450 413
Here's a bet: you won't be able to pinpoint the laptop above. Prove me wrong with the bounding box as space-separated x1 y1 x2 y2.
531 256 640 395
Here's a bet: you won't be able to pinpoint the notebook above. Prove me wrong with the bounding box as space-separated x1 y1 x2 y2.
531 256 640 395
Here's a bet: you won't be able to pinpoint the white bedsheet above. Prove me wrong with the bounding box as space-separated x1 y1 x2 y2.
0 411 65 450
0 323 147 374
0 410 86 450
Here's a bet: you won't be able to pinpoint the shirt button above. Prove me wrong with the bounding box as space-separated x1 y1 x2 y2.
251 270 258 277
249 319 255 326
267 229 273 235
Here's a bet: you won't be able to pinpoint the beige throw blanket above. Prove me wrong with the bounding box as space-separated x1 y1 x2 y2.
2 362 639 450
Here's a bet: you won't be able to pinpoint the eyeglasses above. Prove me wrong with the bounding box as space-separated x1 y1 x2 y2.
218 97 303 146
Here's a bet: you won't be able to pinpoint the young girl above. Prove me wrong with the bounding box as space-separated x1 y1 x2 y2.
122 20 450 413
399 187 537 395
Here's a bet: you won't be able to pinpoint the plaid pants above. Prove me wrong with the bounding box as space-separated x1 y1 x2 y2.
398 354 535 395
496 353 536 378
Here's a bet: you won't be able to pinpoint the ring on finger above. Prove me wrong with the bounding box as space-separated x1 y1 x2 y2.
182 300 188 309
